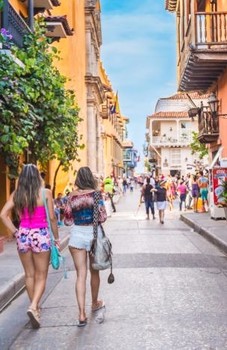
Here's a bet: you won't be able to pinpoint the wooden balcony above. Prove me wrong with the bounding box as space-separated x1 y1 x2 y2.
179 11 227 91
45 16 73 39
20 0 60 11
197 107 219 144
2 0 31 48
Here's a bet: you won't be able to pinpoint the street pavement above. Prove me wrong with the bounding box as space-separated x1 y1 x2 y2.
0 188 227 349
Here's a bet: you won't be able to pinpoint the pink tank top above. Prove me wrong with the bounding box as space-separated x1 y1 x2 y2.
20 206 48 229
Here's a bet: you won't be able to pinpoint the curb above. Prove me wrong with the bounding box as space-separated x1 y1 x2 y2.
180 214 227 255
0 234 69 313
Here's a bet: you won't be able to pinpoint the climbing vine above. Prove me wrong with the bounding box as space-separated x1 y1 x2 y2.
0 19 82 178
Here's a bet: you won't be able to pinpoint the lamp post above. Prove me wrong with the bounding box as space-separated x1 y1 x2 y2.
207 92 219 116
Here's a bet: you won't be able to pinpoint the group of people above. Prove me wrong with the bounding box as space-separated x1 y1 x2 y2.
0 165 107 329
140 177 167 224
140 170 210 222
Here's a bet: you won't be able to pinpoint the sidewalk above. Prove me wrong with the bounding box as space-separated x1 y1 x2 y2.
0 226 70 312
0 199 226 313
180 211 227 254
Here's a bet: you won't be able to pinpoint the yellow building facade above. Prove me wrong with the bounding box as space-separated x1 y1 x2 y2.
0 0 128 236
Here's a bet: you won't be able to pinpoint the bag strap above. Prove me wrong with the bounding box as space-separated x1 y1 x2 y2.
42 188 68 279
42 188 54 245
93 191 100 240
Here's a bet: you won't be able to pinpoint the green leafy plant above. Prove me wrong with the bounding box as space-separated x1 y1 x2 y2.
190 131 208 159
0 28 13 48
0 19 82 181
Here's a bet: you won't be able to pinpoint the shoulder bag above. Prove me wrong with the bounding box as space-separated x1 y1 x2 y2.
90 191 114 284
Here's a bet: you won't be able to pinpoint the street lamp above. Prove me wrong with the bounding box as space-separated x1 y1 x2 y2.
207 92 219 116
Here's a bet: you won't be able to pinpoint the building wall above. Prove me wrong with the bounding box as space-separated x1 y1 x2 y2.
47 1 88 194
216 68 227 158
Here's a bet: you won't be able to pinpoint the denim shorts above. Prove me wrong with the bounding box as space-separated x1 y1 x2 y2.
68 225 102 252
16 227 51 253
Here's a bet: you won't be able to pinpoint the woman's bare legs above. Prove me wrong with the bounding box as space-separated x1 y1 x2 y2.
19 251 50 309
69 247 88 321
89 259 102 309
159 209 165 223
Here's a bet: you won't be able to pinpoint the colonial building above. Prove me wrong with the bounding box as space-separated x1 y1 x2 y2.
165 0 227 164
146 92 208 176
99 62 128 178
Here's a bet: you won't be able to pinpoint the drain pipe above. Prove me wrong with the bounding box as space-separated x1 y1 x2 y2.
28 0 34 31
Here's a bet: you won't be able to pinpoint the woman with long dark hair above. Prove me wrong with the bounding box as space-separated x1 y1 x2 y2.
0 164 59 329
64 166 107 327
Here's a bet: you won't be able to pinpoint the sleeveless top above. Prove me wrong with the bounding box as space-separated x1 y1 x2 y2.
20 206 48 229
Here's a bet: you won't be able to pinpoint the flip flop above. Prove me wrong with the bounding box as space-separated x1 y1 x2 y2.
27 308 40 329
77 318 87 327
92 300 105 312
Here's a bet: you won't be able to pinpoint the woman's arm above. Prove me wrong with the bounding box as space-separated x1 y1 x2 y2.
0 192 18 237
45 189 59 241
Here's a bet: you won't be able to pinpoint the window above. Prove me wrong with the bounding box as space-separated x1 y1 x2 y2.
170 149 181 165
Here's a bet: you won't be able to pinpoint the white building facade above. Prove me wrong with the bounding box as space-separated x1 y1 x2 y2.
146 93 209 177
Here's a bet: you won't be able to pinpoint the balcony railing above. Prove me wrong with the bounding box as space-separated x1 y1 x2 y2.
152 135 192 145
2 0 31 48
179 11 227 91
195 12 227 47
198 107 219 144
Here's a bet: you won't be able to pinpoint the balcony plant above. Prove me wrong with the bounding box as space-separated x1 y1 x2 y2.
0 28 13 49
0 19 82 192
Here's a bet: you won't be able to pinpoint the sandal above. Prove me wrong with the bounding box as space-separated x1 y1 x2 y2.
92 300 105 312
77 318 87 327
27 307 40 329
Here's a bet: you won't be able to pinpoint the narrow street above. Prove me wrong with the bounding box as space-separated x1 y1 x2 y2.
0 188 227 350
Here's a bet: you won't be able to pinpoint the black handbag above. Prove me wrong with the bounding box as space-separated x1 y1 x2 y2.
90 191 114 284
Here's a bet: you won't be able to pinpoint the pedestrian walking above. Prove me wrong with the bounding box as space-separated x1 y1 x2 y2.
152 180 167 224
122 178 128 194
177 180 188 211
166 176 176 211
103 176 116 212
191 175 200 212
0 164 59 329
64 166 107 327
198 171 209 212
140 177 155 220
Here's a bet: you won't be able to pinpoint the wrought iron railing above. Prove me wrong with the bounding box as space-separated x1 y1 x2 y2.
2 0 31 48
195 12 227 46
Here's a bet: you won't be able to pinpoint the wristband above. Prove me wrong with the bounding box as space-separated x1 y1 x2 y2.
54 238 60 242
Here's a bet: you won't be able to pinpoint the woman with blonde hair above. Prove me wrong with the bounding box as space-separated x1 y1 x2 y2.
0 164 59 329
64 166 107 327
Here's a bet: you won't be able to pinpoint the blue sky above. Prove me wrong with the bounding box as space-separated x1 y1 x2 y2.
101 0 177 171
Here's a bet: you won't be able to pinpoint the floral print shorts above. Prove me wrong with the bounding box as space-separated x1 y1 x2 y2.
16 227 51 253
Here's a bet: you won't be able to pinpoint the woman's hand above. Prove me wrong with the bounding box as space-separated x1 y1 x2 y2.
54 239 60 250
